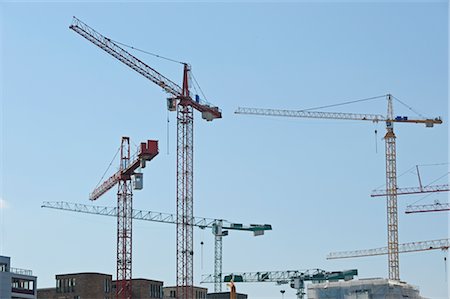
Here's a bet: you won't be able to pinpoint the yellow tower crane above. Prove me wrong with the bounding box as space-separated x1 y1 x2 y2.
235 94 443 281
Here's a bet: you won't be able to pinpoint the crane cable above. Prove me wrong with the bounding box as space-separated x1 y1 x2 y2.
94 145 121 189
392 95 426 119
111 37 208 104
409 171 449 205
300 94 387 111
110 38 185 65
190 71 210 104
372 163 448 192
108 38 187 156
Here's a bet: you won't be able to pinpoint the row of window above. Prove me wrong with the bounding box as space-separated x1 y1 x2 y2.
56 277 76 293
195 290 206 299
149 284 162 298
167 289 206 299
12 278 35 291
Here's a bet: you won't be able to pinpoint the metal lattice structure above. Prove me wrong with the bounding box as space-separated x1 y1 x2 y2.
405 202 450 214
70 17 221 299
213 221 223 292
117 138 132 299
327 238 450 259
41 201 271 293
236 94 442 281
177 77 195 298
384 96 400 280
201 269 358 299
371 184 449 197
86 137 158 299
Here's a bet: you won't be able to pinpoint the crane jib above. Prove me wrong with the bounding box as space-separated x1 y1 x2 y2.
69 17 182 97
70 16 222 121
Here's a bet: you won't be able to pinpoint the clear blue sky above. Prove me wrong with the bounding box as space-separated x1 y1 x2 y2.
1 1 448 298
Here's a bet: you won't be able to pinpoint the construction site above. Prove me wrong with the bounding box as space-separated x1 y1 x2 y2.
0 2 448 299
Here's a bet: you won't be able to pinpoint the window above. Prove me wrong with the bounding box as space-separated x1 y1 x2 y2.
11 277 34 295
0 263 7 272
170 290 176 298
104 278 111 293
347 290 370 299
150 284 162 298
68 278 76 293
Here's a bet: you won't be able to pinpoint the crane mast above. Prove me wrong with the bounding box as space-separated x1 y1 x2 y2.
70 17 221 299
236 94 442 281
384 94 399 280
117 137 133 299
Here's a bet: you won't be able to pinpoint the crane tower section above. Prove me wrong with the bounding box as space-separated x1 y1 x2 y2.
92 137 158 299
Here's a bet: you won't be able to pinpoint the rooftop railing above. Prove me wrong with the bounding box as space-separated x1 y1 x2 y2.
10 267 33 276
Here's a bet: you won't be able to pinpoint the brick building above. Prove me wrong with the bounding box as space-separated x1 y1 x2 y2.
206 292 248 299
163 286 207 299
37 272 163 299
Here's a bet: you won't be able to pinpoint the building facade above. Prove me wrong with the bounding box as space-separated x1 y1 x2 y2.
37 273 163 299
163 286 207 299
0 255 37 299
307 278 425 299
37 272 112 299
114 278 163 299
206 292 248 299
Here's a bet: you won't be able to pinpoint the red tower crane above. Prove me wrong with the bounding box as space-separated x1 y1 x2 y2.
90 137 158 299
70 17 221 299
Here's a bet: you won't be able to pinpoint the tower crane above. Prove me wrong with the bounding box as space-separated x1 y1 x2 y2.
235 94 443 281
70 17 221 299
201 269 358 299
327 238 449 259
88 137 158 299
41 201 272 293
